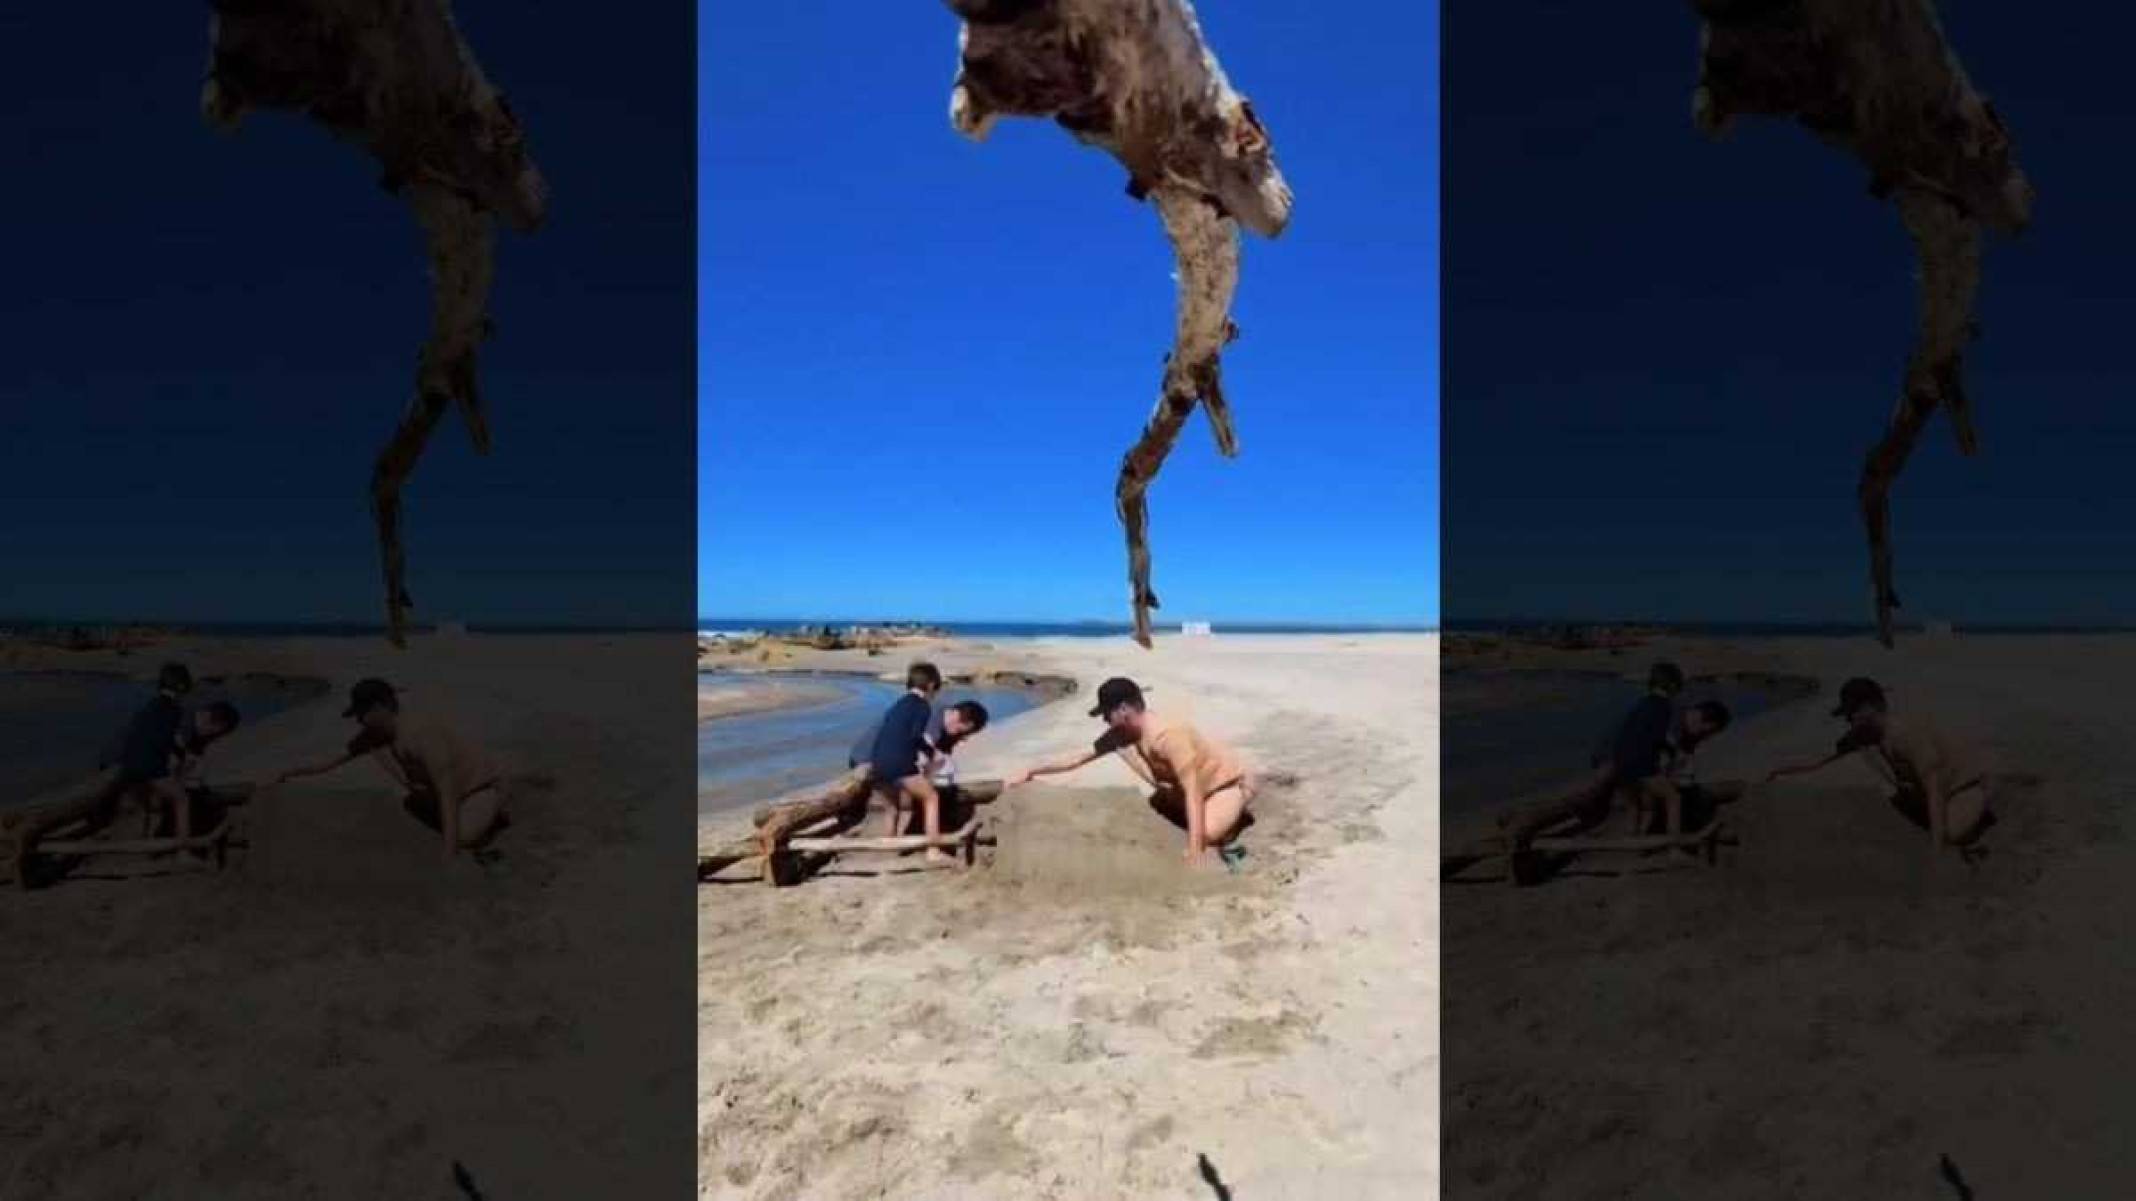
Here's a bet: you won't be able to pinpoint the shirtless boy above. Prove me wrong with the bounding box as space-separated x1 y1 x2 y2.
1765 676 1995 858
272 678 508 863
1006 677 1255 867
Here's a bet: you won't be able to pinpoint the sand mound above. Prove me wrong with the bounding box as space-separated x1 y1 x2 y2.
980 784 1237 902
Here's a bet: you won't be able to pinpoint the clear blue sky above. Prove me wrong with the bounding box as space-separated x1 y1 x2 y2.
2 3 693 627
1446 4 2136 626
698 4 1440 626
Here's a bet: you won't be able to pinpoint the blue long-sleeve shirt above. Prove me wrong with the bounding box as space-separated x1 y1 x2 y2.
1594 694 1676 782
866 692 934 782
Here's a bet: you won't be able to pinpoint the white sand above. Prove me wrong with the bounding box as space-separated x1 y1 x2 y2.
698 633 1438 1199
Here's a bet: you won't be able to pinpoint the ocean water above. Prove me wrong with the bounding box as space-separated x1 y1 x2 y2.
1441 669 1798 822
0 671 326 805
697 674 1048 814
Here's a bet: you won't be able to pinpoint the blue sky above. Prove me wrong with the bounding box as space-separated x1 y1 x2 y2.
698 4 1440 626
1 3 693 626
1445 4 2136 626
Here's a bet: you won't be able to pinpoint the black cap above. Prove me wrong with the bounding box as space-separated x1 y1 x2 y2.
1088 677 1146 717
342 677 398 718
1832 677 1885 718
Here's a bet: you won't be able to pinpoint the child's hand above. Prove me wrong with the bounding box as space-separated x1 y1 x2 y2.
1004 769 1032 788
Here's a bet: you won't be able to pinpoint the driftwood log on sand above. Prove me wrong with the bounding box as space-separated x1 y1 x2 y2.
700 774 1009 886
3 789 243 889
946 0 1292 645
1687 0 2032 646
202 0 547 646
1441 822 1737 885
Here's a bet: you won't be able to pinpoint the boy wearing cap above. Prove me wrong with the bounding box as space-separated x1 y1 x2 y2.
272 678 507 862
1006 677 1255 867
1765 676 1995 856
859 662 959 865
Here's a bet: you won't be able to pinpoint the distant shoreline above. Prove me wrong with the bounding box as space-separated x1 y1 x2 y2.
697 619 1439 638
697 663 1078 725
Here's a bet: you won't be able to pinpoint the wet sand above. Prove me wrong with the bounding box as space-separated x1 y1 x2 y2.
697 676 846 723
1442 633 2136 1197
698 633 1439 1199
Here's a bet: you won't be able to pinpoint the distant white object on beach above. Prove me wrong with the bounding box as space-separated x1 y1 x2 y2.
1923 619 1956 639
1181 621 1214 637
437 620 469 639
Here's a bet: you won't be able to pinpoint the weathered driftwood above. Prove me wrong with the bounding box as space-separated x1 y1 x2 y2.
5 796 237 887
1688 0 2031 646
39 822 232 861
701 778 1008 885
1529 829 1730 855
749 774 1006 829
787 818 981 857
4 784 120 888
1441 822 1736 884
203 0 546 645
947 0 1291 645
750 766 873 830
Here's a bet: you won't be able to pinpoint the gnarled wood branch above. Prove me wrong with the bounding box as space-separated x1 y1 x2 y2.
1689 0 2030 646
947 1 1289 644
203 0 545 645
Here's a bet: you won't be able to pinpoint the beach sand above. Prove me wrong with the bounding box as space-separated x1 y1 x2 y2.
698 633 1438 1200
0 632 695 1199
1442 633 2136 1197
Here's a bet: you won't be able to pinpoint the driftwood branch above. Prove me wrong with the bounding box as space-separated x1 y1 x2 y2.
203 0 546 645
1688 0 2031 645
1441 823 1736 883
38 824 232 858
700 778 1008 884
1116 188 1242 647
786 818 980 855
947 1 1290 644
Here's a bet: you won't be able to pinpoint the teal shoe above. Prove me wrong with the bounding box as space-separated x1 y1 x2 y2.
1217 844 1248 873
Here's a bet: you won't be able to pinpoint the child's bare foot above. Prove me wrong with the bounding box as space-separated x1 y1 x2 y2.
923 849 959 869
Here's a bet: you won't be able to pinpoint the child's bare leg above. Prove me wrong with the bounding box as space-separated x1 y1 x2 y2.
144 781 190 841
906 777 954 866
869 783 901 838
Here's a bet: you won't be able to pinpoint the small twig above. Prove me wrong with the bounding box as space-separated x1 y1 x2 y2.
1938 1152 1976 1201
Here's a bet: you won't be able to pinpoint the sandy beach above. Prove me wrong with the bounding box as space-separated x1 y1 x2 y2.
0 632 695 1199
1442 632 2136 1197
698 633 1439 1199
